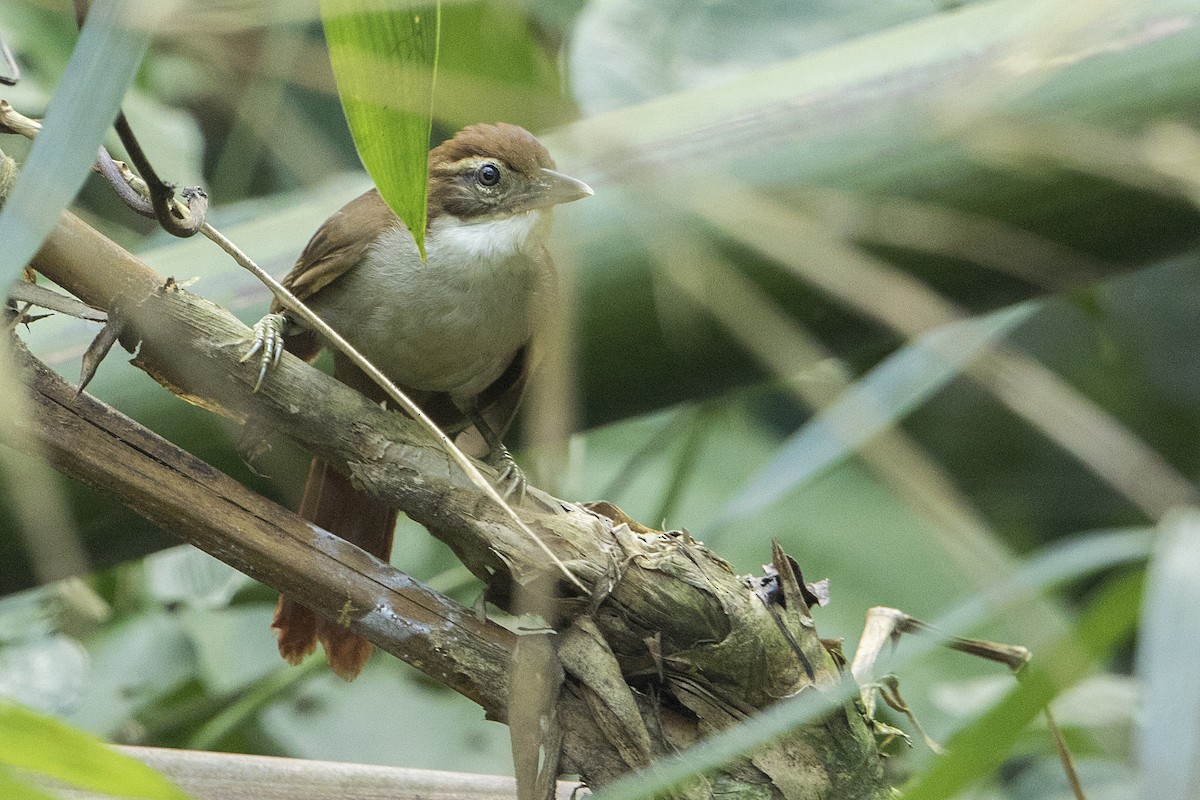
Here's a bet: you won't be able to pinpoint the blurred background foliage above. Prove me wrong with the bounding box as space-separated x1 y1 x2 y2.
1 0 1199 796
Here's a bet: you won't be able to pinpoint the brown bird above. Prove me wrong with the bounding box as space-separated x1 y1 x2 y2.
245 123 592 679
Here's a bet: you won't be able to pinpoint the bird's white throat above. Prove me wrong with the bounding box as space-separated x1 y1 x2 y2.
427 210 548 265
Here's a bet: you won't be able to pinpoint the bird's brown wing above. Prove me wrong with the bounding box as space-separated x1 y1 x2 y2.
268 189 399 362
272 188 397 309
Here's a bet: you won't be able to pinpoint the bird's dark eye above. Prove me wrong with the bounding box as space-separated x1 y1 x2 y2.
477 162 501 187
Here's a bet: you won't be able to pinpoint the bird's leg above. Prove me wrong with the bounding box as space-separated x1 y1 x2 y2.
461 404 526 500
239 312 288 391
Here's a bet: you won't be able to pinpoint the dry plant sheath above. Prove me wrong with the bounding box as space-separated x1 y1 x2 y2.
6 166 890 796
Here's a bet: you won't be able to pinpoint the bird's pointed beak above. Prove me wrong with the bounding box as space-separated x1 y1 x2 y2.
535 168 594 207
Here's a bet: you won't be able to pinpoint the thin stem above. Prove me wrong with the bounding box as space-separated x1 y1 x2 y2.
1044 707 1088 800
72 0 202 237
653 407 712 528
113 110 205 237
201 222 587 594
0 98 586 594
96 145 153 215
0 98 583 594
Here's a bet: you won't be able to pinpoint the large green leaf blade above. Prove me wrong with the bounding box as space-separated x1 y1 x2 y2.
0 701 190 800
319 0 438 258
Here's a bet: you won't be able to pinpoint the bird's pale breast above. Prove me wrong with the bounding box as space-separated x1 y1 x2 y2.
306 213 548 400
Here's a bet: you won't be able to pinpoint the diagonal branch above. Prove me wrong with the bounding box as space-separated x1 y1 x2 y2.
0 101 581 592
13 203 887 795
25 207 608 605
7 336 514 715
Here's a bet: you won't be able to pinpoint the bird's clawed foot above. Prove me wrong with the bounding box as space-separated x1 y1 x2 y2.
488 444 527 502
240 312 287 391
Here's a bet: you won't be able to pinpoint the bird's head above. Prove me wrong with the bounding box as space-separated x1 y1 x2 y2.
427 123 592 225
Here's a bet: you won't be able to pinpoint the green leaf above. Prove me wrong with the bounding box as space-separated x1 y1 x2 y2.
1136 508 1200 797
714 302 1039 529
0 0 149 287
903 569 1145 800
0 701 191 800
319 0 439 259
0 767 60 800
433 1 571 128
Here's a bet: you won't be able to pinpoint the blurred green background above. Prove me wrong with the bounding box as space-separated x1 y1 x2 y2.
2 0 1199 796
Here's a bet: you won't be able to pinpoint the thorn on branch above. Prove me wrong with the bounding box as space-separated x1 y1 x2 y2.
2 278 115 392
77 315 125 395
6 281 108 323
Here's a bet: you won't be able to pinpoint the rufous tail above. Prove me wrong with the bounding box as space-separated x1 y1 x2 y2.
272 458 397 681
